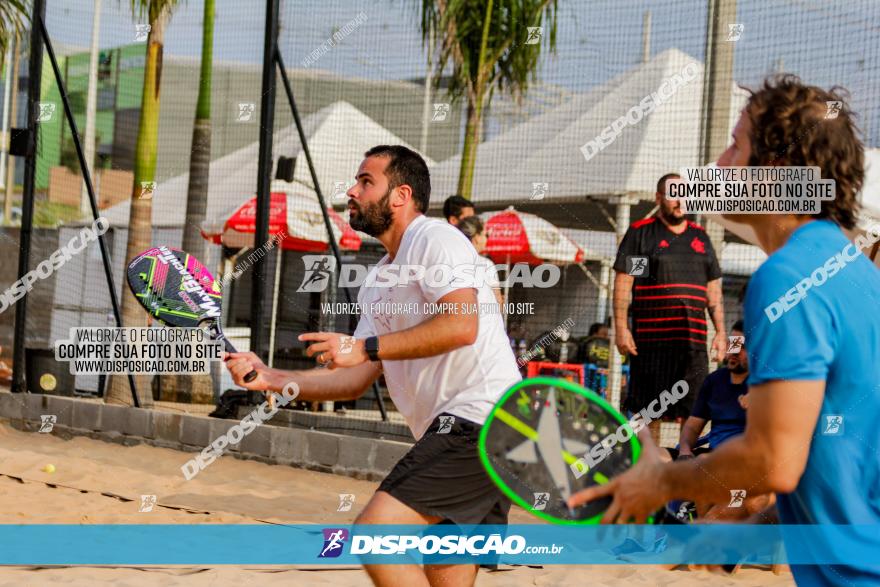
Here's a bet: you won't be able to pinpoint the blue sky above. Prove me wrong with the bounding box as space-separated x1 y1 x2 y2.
45 0 879 146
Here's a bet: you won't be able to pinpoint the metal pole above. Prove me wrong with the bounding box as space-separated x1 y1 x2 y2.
699 0 736 355
275 48 388 421
3 31 20 222
419 22 434 154
0 41 12 191
268 248 282 368
10 0 47 394
596 259 611 323
80 0 102 216
699 0 735 256
606 195 638 411
37 16 140 406
251 0 281 364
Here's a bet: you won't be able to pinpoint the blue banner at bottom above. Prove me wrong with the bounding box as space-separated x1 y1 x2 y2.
0 524 879 565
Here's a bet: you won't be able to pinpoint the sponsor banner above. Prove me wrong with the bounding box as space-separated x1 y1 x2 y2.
1 524 879 565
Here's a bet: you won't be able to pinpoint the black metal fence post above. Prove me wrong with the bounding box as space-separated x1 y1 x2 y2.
10 0 46 395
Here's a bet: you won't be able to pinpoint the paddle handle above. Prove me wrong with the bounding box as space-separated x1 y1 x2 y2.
210 324 258 383
219 336 258 382
220 336 269 408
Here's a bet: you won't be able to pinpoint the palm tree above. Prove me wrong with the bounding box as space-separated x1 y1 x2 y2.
0 0 28 73
106 0 179 405
170 0 215 404
419 0 558 198
181 0 213 264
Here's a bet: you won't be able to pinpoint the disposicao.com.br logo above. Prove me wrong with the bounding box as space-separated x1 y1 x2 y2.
317 530 563 557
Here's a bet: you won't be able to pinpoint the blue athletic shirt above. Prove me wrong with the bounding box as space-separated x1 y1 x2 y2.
744 219 880 586
690 367 747 448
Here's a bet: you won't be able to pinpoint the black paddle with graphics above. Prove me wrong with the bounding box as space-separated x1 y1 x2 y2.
126 246 257 383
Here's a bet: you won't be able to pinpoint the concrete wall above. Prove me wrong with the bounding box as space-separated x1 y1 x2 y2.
0 391 412 481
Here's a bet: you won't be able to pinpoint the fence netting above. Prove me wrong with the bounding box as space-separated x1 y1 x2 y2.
0 0 877 437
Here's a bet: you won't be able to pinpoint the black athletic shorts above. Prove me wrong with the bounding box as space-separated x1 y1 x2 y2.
666 446 712 460
378 413 511 526
624 347 709 420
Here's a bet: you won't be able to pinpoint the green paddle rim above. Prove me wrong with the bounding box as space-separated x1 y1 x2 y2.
478 376 642 525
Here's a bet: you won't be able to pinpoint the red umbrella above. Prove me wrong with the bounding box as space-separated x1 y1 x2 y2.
482 206 584 265
201 187 361 252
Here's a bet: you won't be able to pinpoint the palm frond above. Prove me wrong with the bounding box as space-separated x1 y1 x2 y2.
419 0 558 103
0 0 30 72
128 0 182 26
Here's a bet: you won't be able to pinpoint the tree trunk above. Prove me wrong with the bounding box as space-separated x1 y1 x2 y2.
171 0 215 404
456 0 493 199
105 4 171 406
457 99 481 198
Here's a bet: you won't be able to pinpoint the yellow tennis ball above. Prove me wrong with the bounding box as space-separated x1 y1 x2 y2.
42 464 55 473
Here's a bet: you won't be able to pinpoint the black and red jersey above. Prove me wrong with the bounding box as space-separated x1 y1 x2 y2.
613 217 722 350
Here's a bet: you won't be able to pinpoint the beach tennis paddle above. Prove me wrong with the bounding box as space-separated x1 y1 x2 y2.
126 246 258 384
478 376 654 525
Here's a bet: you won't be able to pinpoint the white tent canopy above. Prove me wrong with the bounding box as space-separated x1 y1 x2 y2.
100 101 434 228
429 48 748 205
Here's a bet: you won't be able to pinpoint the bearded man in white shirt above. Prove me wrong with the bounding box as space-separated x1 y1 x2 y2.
226 145 521 587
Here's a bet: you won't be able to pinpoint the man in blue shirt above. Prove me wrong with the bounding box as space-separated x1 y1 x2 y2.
570 75 880 586
674 320 748 458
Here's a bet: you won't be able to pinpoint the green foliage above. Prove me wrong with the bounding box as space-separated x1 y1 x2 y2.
59 131 106 173
128 0 182 25
6 200 87 228
419 0 558 196
0 0 29 72
420 0 558 104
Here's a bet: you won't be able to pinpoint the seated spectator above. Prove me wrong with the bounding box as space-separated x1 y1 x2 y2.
578 322 611 367
443 195 475 226
671 320 749 459
664 320 773 521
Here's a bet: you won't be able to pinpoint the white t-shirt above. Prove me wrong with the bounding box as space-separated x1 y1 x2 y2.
354 215 521 439
479 255 501 289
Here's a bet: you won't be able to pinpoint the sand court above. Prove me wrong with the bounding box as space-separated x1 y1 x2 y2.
0 421 794 586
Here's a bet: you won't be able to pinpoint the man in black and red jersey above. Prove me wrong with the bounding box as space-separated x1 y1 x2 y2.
612 173 727 445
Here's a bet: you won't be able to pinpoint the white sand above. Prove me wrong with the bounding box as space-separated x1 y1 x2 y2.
0 420 794 586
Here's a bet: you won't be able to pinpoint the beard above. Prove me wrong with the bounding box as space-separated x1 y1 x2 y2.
658 204 686 226
349 189 393 236
729 362 748 374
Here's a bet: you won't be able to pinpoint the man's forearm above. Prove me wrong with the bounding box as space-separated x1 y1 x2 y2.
263 363 378 402
613 272 633 331
376 312 476 361
678 419 704 454
658 435 778 504
707 279 725 332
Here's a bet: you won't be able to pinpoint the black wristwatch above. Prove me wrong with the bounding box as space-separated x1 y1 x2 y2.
364 336 380 362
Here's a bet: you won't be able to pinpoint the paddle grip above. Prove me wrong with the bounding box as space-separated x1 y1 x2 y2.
220 335 258 383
